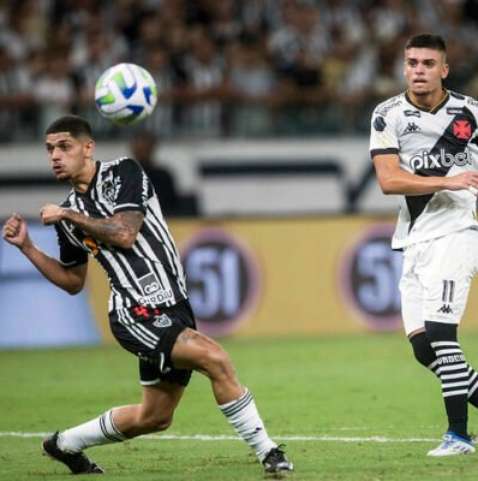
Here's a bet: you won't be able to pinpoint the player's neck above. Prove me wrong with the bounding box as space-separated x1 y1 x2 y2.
72 159 97 193
407 87 447 112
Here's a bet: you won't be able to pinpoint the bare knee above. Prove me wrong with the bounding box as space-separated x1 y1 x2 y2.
200 346 235 380
172 329 237 381
136 410 173 433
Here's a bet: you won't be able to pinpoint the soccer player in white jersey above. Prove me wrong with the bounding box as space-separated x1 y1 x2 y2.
371 33 478 456
1 115 293 475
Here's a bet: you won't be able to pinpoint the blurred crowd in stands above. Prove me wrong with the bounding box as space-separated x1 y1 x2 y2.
1 0 477 142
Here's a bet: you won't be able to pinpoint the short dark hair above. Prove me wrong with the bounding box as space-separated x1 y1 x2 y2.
45 115 93 139
405 34 446 54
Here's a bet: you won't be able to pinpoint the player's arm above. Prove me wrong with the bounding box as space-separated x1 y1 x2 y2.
2 214 87 295
41 206 144 249
374 153 478 195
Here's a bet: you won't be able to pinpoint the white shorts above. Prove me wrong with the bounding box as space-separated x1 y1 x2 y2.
399 228 478 336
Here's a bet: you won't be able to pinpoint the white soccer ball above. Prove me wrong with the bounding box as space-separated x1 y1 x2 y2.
95 63 157 125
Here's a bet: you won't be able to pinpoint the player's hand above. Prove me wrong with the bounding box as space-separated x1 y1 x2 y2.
2 213 32 249
444 172 478 192
40 204 66 225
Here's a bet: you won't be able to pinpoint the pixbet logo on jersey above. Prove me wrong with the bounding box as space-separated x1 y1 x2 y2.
410 148 470 170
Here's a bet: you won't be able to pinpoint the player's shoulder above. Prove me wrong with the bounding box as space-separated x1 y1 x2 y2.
372 92 406 117
101 156 143 176
60 189 76 208
370 93 405 134
101 156 135 168
448 90 478 114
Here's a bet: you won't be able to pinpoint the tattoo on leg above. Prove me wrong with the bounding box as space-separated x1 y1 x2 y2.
177 329 201 344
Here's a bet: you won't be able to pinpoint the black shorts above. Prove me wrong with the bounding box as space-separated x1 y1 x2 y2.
109 300 197 387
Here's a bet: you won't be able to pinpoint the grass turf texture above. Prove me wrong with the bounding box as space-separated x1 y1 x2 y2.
1 334 478 480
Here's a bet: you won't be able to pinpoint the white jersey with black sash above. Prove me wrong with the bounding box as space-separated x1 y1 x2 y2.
370 90 478 249
54 157 187 312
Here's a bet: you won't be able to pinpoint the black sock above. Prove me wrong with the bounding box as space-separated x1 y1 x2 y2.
410 332 436 368
410 331 478 412
425 321 469 439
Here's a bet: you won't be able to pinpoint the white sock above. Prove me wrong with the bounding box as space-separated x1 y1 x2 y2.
58 409 126 453
219 389 276 461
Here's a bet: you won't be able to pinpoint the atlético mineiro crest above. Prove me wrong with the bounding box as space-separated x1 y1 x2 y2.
452 120 472 140
102 172 122 203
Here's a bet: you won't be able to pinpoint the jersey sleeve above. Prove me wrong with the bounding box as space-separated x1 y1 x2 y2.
54 224 88 268
466 96 478 139
113 158 150 214
369 106 400 159
467 96 478 161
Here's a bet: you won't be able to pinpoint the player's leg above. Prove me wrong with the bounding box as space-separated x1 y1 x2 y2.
401 244 433 368
43 305 190 475
424 321 472 449
418 231 476 456
407 232 478 409
170 328 293 473
111 382 184 437
410 329 478 409
43 382 184 474
172 328 241 403
404 232 478 405
401 236 474 455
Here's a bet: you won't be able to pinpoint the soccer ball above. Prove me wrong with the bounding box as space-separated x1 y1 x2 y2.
94 63 157 125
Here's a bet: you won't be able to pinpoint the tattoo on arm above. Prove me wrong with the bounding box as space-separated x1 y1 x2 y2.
64 210 144 248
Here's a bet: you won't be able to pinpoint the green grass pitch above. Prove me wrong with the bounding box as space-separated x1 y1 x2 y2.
1 333 478 480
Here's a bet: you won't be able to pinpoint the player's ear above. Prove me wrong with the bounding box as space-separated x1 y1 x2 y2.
441 55 449 80
83 138 95 159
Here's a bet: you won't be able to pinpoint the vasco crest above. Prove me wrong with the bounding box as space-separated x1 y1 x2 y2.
452 120 472 141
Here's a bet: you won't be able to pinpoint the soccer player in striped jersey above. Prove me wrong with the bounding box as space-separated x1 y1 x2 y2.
2 115 293 475
371 34 478 456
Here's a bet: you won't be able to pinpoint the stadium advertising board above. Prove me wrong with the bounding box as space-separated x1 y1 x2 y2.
86 216 478 339
339 224 403 331
0 222 100 348
180 228 261 337
11 217 478 347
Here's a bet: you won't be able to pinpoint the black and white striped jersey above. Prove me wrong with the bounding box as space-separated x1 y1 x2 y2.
54 157 187 312
370 90 478 249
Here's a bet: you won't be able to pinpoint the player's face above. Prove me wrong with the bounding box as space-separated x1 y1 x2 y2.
45 132 94 181
404 48 448 96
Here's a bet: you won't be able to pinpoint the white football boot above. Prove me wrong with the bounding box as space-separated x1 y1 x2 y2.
427 432 476 457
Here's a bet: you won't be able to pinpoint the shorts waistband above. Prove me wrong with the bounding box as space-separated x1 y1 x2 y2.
110 299 189 321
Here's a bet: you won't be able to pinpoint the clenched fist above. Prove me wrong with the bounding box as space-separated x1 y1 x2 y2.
2 213 31 249
40 204 66 225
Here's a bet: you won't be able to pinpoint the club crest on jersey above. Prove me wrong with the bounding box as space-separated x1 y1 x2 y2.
410 149 470 170
452 120 472 140
152 314 173 329
102 172 122 203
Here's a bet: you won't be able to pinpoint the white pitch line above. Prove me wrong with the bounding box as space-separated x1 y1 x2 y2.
0 432 439 443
